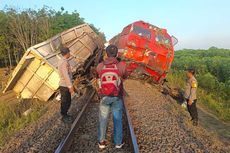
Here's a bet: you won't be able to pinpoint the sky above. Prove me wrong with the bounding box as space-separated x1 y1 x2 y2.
0 0 230 50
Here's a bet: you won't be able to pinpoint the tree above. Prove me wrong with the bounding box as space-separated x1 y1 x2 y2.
198 73 217 91
0 10 12 68
0 6 105 67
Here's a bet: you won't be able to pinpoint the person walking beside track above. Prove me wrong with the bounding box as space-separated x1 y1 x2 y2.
184 68 198 126
58 47 75 124
96 44 129 149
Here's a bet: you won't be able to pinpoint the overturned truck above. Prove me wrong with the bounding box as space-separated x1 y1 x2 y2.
3 24 104 101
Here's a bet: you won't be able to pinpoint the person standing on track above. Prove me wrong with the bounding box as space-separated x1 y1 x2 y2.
58 47 75 124
184 68 198 126
96 44 128 149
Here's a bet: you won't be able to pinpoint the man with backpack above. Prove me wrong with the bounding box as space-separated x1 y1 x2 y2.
96 44 128 149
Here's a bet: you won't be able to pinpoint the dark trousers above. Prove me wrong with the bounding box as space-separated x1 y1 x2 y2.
187 99 198 121
60 86 71 116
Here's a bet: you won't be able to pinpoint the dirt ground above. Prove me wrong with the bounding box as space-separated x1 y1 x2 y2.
0 68 9 93
0 78 230 152
0 95 89 153
197 105 230 145
165 81 230 147
0 68 17 105
124 79 230 153
67 102 132 153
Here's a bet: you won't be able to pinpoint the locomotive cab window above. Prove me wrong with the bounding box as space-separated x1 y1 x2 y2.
155 34 171 45
132 26 151 39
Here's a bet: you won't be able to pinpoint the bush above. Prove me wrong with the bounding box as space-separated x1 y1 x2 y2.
198 73 217 91
0 101 45 146
167 71 185 89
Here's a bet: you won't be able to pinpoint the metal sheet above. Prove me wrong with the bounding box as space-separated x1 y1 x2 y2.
28 58 41 72
46 71 60 90
13 81 24 93
26 75 43 93
36 84 54 101
36 64 53 79
21 87 33 99
47 55 60 69
36 43 53 57
19 69 33 86
4 23 104 101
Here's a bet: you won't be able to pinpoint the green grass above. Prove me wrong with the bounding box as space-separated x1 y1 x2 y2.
167 71 230 121
166 71 185 89
198 89 230 121
0 100 46 146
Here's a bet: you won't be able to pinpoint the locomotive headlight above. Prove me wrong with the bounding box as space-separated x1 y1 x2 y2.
127 41 137 47
144 50 152 56
131 42 136 47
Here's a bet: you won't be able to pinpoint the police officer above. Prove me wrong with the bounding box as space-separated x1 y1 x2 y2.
58 47 75 123
184 68 198 126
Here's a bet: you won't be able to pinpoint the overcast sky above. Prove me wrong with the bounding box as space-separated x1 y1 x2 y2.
1 0 230 50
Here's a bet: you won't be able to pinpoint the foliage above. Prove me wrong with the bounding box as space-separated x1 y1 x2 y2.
0 6 106 145
198 72 217 91
0 100 46 146
0 6 105 67
169 47 230 120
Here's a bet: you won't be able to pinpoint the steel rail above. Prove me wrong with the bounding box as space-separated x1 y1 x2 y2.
55 90 95 153
123 98 140 153
55 90 139 153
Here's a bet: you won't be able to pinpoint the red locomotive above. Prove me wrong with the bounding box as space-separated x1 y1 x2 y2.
110 21 177 83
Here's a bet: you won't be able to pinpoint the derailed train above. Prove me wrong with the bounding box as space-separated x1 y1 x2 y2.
3 21 177 101
110 21 177 83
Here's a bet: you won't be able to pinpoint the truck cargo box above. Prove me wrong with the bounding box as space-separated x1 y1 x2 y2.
3 24 104 101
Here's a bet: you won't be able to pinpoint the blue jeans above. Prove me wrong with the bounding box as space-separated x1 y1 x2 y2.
98 96 123 145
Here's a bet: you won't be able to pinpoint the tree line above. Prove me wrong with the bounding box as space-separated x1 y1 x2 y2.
171 47 230 119
0 6 105 68
172 47 230 98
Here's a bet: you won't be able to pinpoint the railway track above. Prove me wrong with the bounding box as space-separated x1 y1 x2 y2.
1 80 229 152
55 89 139 153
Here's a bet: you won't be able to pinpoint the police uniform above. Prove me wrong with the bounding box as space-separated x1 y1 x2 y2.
58 57 73 117
184 76 198 122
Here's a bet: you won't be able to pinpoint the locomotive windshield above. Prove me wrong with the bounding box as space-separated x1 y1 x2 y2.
155 34 171 46
132 25 151 39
